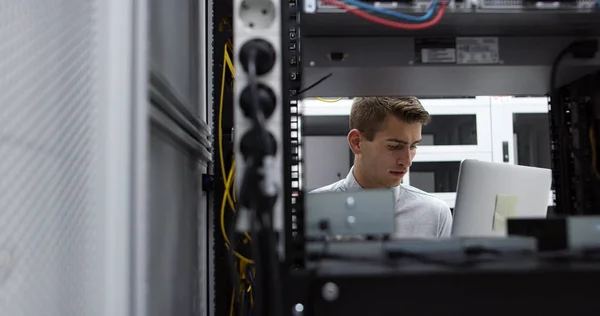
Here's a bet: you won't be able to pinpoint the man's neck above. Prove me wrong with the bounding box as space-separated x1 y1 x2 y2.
352 162 376 189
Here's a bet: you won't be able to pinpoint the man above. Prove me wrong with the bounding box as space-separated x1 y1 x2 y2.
311 96 453 238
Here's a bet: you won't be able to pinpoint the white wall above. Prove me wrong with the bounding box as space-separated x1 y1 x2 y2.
304 136 351 191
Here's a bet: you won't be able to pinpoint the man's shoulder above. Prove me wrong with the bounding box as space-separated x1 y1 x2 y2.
398 184 453 237
309 179 346 194
400 184 449 212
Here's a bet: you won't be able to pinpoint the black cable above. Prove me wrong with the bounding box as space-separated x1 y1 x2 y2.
549 46 572 95
297 72 333 96
259 212 283 316
227 208 242 309
248 215 264 316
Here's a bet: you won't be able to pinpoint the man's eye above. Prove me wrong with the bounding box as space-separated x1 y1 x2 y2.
410 145 418 149
388 145 400 150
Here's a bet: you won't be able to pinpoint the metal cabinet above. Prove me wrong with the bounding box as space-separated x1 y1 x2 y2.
301 96 554 209
404 97 493 209
490 96 554 207
405 96 553 209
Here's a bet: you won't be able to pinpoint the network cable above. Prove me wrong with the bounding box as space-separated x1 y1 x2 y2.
220 42 257 316
341 0 438 22
323 0 446 30
219 44 253 264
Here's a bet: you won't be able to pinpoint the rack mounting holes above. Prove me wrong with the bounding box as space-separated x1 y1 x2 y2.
239 0 276 30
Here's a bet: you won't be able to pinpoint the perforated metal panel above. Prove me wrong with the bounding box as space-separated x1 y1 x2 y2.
479 0 597 9
0 1 104 315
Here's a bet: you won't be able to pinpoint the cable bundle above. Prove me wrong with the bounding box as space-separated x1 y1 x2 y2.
322 0 447 30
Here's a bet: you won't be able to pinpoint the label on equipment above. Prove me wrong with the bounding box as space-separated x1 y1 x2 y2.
456 37 500 64
414 38 457 64
421 48 456 64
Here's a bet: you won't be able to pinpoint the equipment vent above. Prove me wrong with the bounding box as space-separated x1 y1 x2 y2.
480 0 597 9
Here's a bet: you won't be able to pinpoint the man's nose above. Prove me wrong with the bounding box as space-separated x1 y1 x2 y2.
397 148 412 168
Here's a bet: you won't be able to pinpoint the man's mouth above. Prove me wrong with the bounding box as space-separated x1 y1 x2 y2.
389 170 406 176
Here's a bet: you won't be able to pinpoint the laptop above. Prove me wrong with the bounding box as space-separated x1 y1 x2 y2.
451 159 552 237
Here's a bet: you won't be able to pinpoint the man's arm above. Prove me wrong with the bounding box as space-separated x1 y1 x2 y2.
437 204 453 237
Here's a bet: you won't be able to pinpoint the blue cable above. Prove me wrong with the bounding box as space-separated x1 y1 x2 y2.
341 0 438 22
244 290 251 316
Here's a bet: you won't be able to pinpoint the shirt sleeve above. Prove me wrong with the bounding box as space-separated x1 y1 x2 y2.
437 204 453 237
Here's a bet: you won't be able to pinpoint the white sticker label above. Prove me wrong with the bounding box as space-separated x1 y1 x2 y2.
373 1 399 9
304 0 317 13
456 37 500 64
421 48 456 64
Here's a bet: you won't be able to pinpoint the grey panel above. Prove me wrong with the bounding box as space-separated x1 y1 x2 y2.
304 116 349 136
146 0 209 310
305 190 396 237
147 13 210 310
304 136 350 191
150 0 198 113
0 1 103 315
149 70 211 161
147 67 210 316
148 129 201 316
301 37 600 97
198 1 210 314
203 0 215 314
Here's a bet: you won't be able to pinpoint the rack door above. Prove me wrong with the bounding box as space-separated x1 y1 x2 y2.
405 151 493 210
490 96 554 207
418 97 492 154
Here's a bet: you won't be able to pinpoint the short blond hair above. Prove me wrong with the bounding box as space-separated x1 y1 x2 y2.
349 96 430 141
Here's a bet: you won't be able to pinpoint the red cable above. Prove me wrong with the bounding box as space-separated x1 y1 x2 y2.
321 0 447 30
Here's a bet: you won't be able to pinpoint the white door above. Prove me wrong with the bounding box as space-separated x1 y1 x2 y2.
490 96 554 206
405 97 494 209
418 97 492 154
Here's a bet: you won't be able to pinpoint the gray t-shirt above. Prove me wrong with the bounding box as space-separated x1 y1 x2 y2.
310 168 453 238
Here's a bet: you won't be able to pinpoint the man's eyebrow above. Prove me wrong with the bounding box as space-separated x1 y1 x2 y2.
386 138 408 144
386 138 422 145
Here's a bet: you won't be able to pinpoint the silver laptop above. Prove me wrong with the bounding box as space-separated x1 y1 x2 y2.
451 159 552 237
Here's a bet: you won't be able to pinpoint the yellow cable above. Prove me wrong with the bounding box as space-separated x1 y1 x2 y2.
232 176 237 202
221 162 254 264
221 46 252 239
227 39 233 53
221 40 256 316
219 47 236 212
225 50 235 75
219 44 253 263
316 97 343 103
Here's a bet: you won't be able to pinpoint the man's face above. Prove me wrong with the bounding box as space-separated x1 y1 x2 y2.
353 116 422 188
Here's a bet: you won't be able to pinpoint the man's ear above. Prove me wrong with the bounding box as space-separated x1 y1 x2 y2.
348 129 362 155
